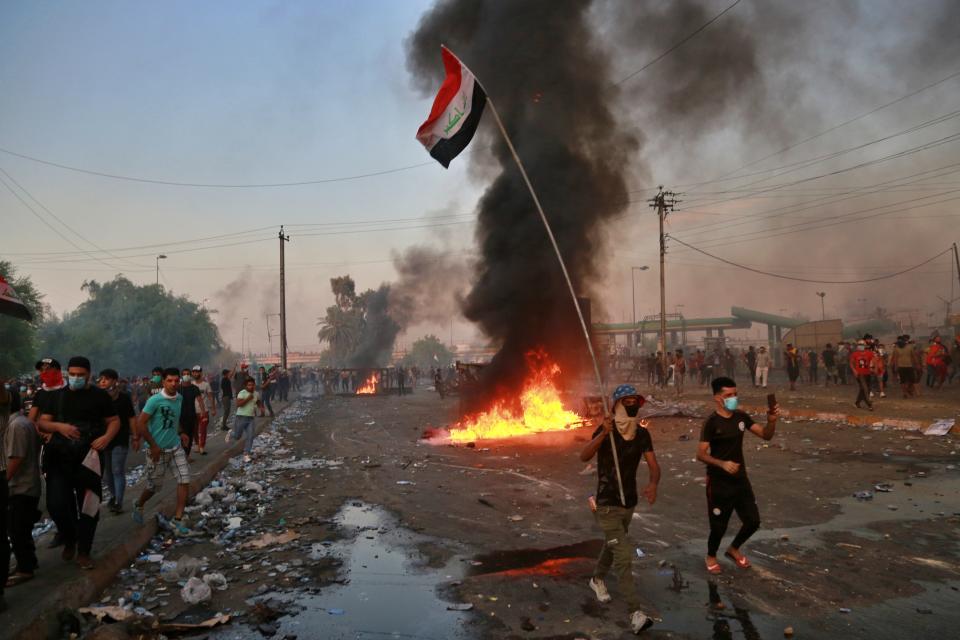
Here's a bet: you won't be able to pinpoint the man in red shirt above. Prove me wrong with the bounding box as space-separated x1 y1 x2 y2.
850 339 875 411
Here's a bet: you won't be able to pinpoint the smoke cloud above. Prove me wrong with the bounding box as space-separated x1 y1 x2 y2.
408 0 642 411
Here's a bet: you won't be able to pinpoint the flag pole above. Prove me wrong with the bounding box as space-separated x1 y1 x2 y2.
484 95 626 507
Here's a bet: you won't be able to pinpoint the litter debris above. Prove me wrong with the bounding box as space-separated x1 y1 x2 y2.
636 548 646 558
327 608 346 615
478 498 495 508
508 515 524 522
447 603 474 611
78 606 135 622
396 480 416 486
202 572 229 591
784 626 794 637
240 530 302 550
853 491 874 501
874 483 894 492
924 419 955 436
839 607 852 614
227 517 243 530
180 576 212 604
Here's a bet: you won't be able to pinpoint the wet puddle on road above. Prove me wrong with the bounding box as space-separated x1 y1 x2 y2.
212 502 470 640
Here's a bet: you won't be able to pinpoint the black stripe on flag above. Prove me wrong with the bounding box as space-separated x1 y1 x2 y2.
429 83 487 169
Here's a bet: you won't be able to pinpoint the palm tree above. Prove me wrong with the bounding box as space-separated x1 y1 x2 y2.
317 305 361 365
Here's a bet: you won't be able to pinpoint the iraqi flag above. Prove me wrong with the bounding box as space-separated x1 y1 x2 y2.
416 46 486 168
0 274 33 321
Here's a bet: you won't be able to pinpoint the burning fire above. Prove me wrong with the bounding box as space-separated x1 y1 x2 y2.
448 351 582 443
356 372 379 395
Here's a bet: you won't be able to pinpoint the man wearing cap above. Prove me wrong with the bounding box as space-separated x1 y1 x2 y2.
37 356 119 570
580 384 660 634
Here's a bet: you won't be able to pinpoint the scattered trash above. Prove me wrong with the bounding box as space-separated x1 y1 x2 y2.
396 480 416 486
783 627 794 637
327 608 346 615
78 606 135 622
180 576 212 604
202 572 228 591
447 603 474 611
508 515 524 522
240 530 301 550
924 419 954 436
636 548 646 558
227 517 243 530
853 491 873 501
874 483 894 492
478 498 495 508
839 607 852 614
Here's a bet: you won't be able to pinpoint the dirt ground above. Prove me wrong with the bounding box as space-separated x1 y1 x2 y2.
92 388 960 640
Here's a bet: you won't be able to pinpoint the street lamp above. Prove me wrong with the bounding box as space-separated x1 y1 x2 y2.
816 292 826 321
155 254 167 285
631 266 650 350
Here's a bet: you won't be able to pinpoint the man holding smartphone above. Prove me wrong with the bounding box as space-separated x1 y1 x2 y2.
697 377 779 574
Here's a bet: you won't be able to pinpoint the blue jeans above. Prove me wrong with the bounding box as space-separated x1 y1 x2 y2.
103 445 129 507
232 415 256 454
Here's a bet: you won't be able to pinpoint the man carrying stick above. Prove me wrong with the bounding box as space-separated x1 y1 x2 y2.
698 376 779 574
581 384 660 634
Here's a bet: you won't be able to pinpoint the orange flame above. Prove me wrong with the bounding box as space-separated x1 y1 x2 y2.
356 372 379 395
449 352 582 443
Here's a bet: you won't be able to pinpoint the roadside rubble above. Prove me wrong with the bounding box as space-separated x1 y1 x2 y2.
74 399 342 638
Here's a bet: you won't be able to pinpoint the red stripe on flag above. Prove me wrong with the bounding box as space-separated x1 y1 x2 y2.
416 46 463 142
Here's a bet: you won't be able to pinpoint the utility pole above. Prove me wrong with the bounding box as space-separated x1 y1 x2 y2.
155 254 167 286
649 187 679 361
816 291 826 321
279 226 291 370
953 243 960 302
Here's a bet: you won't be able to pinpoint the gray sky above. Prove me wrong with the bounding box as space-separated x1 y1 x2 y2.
2 0 959 352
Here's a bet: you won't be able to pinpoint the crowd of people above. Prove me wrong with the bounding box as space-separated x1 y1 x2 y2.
0 356 309 609
629 333 959 404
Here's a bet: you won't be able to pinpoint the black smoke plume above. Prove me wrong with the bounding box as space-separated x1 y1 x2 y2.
408 0 641 412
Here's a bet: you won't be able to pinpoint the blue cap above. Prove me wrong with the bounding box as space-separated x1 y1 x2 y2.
612 384 639 404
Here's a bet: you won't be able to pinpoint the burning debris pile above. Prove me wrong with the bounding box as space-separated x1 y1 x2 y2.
355 372 379 395
427 350 586 444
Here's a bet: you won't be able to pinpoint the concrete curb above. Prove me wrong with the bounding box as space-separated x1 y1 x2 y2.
10 399 300 640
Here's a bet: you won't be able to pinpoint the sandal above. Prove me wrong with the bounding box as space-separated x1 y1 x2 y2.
5 572 34 588
705 559 722 575
724 551 751 569
77 555 95 570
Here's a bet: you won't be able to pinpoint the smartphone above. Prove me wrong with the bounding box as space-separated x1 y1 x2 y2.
767 393 777 411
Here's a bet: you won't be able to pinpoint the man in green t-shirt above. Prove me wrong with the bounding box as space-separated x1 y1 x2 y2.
131 368 190 535
228 377 261 462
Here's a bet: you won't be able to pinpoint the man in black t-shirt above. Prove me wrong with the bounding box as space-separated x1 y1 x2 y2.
697 376 779 575
822 344 837 386
38 356 119 570
220 369 233 431
178 368 205 457
580 384 660 635
98 368 135 513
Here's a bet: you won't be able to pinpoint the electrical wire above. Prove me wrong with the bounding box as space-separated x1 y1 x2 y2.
669 236 953 284
0 145 433 188
614 0 744 86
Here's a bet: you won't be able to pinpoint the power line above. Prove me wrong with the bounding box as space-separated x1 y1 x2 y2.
701 68 960 185
614 0 744 86
0 145 433 188
669 236 953 284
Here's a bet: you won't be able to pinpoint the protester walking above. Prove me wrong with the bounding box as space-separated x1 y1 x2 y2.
229 377 261 462
38 356 120 570
132 368 191 536
220 369 233 431
5 411 42 587
580 384 660 635
784 344 800 391
97 369 135 514
192 366 214 455
697 377 779 575
754 346 770 388
850 340 875 411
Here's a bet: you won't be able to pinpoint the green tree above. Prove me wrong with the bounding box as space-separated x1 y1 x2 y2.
317 305 362 365
401 334 454 369
38 276 222 374
0 261 45 376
